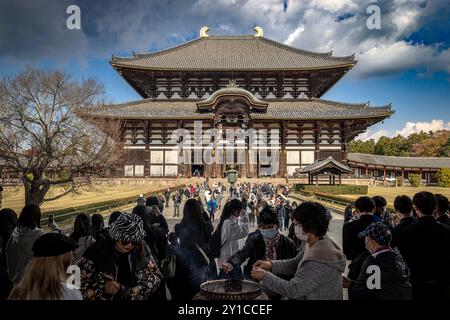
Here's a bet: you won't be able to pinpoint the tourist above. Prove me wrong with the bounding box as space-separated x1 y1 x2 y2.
173 192 182 218
0 208 17 300
206 196 218 222
275 199 285 231
222 205 297 285
133 205 167 267
398 191 450 300
342 196 376 261
6 204 59 286
434 194 450 226
390 195 416 248
137 194 146 206
91 213 105 231
77 214 163 300
108 211 122 227
248 200 256 227
69 213 96 264
173 198 214 300
344 202 354 224
216 188 223 210
8 232 81 300
164 188 171 208
217 199 249 278
251 202 345 300
284 201 293 230
146 196 169 235
372 196 391 226
343 222 412 300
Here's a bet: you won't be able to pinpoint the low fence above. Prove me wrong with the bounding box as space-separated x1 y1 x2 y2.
40 184 185 231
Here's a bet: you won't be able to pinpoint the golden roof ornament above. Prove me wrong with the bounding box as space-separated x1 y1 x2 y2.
200 26 209 38
254 26 264 37
226 80 238 88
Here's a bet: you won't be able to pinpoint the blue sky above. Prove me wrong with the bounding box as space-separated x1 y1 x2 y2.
0 0 449 140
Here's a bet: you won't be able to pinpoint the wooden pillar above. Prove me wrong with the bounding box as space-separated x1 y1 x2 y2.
314 121 321 161
383 166 387 181
316 174 319 186
365 165 369 176
339 174 342 185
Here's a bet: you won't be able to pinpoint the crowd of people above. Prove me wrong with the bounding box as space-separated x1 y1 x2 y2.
0 180 449 301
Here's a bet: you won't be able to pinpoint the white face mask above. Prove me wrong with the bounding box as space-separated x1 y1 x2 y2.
294 224 308 240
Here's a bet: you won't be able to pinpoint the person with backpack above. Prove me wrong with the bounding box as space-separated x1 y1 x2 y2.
210 199 249 279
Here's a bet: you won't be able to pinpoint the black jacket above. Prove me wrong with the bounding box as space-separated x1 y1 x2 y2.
398 215 450 300
351 249 412 300
437 214 450 227
391 216 417 248
228 230 297 278
77 235 162 300
343 214 374 260
173 223 214 301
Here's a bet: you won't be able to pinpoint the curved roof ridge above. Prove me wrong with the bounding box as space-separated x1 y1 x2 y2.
112 37 204 61
259 37 356 62
310 98 386 108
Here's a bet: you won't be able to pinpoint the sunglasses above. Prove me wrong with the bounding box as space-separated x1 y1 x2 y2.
121 240 140 246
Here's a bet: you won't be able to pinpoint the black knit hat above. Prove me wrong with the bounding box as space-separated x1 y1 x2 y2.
258 206 279 226
32 232 78 257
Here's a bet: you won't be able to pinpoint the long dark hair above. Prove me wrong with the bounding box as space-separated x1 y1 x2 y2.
219 198 242 224
18 204 41 229
91 213 104 231
0 208 18 252
131 205 156 250
179 198 212 245
70 213 92 242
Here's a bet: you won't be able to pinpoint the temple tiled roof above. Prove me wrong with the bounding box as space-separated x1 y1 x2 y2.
347 153 450 169
300 157 353 174
110 35 356 71
79 98 393 120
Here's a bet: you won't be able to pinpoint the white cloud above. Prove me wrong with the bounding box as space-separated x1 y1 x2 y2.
356 129 390 141
395 120 450 136
284 24 305 45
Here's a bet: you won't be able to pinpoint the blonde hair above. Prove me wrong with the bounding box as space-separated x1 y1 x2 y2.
8 251 72 300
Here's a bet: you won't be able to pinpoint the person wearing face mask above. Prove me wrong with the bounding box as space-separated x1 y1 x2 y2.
343 222 412 300
222 206 297 284
251 202 346 300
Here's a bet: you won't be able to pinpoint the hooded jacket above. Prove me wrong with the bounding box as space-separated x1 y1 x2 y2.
261 236 346 300
6 226 44 286
350 248 412 300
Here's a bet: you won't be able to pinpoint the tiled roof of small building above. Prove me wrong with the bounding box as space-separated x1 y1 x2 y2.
347 153 450 169
110 35 356 71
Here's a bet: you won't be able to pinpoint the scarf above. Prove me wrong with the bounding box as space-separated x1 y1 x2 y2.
263 233 281 261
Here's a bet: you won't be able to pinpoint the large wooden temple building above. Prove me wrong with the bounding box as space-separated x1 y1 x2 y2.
81 27 393 178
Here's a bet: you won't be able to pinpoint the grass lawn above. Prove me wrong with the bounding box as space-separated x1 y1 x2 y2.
2 181 176 214
341 186 450 206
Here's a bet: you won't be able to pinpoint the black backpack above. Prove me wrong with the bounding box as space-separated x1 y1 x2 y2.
208 221 225 258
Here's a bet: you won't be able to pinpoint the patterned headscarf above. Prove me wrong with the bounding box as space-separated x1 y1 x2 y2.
109 213 146 243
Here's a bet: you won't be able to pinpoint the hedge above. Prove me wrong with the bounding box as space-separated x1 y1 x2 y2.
436 168 450 187
294 184 368 195
41 185 186 221
311 192 395 212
